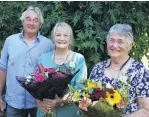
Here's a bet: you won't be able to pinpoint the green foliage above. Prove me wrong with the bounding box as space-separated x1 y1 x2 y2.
0 1 149 73
1 1 149 116
80 101 122 117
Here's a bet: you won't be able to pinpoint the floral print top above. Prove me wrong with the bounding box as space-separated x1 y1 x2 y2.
89 58 149 115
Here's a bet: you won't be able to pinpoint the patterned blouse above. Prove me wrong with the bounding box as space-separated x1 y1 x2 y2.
89 58 149 115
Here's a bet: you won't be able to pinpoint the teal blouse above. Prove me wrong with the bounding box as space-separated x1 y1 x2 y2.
37 51 87 117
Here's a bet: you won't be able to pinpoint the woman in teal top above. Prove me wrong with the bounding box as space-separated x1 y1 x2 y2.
36 22 87 117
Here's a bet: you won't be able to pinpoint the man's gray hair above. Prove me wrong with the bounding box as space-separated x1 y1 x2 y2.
20 6 44 25
107 24 134 44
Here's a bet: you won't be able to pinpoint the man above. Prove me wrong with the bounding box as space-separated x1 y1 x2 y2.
0 6 54 117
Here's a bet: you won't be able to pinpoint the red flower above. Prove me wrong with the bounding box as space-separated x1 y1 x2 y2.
51 72 68 79
35 74 44 82
90 88 106 101
44 68 55 73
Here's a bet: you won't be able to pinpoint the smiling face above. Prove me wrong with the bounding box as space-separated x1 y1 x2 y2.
53 26 70 50
23 10 41 35
107 33 133 59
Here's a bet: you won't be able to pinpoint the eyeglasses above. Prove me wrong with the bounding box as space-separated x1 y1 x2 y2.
25 17 40 24
107 38 126 46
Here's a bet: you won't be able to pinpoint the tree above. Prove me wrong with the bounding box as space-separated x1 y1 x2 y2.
0 1 149 73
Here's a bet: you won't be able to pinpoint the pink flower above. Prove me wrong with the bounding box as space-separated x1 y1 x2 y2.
35 74 44 82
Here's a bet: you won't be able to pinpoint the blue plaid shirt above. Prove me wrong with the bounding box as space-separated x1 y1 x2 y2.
0 32 54 109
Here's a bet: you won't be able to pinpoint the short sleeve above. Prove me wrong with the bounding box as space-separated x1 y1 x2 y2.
136 65 149 98
89 62 102 80
0 38 9 71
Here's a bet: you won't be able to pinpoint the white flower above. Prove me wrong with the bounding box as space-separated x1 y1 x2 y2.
26 75 32 83
26 75 32 79
106 83 114 89
119 74 128 85
69 61 75 69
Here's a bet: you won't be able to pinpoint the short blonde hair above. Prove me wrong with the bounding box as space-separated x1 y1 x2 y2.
51 22 74 48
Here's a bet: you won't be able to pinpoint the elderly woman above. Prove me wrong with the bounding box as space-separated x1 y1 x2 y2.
36 22 87 117
89 24 149 117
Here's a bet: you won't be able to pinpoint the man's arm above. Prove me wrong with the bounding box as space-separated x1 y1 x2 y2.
0 70 6 111
0 38 9 110
0 70 6 96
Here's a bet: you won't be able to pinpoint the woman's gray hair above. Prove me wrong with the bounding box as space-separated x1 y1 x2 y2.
20 6 44 25
107 24 134 44
51 22 74 49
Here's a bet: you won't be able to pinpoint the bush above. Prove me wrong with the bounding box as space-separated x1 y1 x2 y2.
0 1 149 72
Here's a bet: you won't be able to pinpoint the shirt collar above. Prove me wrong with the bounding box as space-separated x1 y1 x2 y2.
19 31 41 42
105 59 111 68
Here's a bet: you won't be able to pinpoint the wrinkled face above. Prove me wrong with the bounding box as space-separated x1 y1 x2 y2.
53 26 70 49
107 34 132 59
23 10 41 35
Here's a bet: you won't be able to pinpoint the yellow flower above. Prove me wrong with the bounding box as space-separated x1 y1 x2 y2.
86 80 102 90
105 90 122 106
96 81 102 88
87 80 97 89
72 91 80 102
82 91 90 98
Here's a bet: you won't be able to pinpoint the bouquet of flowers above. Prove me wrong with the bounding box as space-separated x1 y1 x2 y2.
16 63 80 100
68 73 130 117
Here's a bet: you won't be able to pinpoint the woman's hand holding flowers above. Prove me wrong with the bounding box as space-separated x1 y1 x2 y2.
37 100 49 113
43 99 57 112
62 92 73 104
79 97 92 111
42 93 74 112
116 98 125 109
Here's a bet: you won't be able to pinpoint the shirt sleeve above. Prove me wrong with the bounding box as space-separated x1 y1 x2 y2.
71 54 87 89
89 63 100 80
0 38 9 71
136 65 149 98
46 41 55 53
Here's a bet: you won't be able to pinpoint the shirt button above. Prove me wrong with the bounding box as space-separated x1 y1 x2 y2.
11 62 15 66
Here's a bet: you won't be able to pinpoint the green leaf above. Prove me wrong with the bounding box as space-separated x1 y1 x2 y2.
68 84 75 92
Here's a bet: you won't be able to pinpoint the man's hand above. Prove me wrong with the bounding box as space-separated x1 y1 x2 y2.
0 97 3 111
0 97 5 116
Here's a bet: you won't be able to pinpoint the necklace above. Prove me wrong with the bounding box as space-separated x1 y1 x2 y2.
108 56 131 71
53 51 69 65
105 56 131 79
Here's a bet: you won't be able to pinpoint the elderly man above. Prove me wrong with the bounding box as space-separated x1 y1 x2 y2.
0 6 54 117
